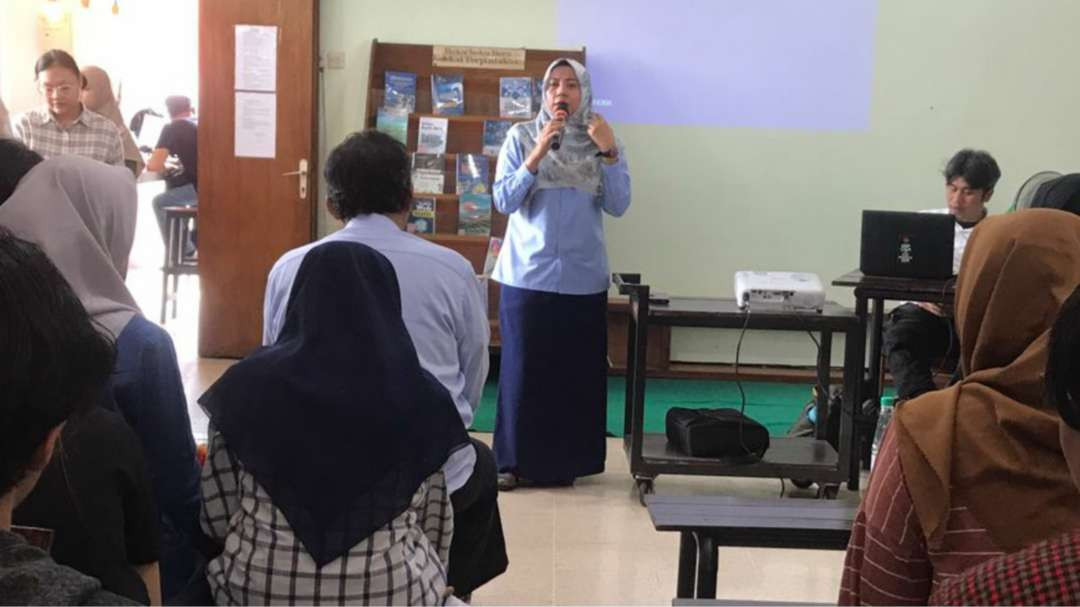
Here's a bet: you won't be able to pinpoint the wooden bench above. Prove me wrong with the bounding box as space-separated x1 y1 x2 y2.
647 495 856 600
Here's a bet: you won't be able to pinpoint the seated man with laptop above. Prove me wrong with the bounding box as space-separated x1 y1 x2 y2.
871 149 1001 399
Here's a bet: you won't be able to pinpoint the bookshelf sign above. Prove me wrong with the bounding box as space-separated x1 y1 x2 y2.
432 45 525 70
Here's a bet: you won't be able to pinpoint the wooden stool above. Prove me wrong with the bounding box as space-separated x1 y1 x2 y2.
160 206 199 323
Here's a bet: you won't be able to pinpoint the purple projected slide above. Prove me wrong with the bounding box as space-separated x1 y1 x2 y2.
556 0 878 130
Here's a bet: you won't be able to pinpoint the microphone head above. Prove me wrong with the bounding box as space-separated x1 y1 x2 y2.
554 101 570 114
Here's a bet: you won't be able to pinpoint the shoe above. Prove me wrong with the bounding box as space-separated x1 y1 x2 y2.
497 472 518 491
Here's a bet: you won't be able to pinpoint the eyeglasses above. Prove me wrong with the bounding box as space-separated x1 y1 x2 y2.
37 82 79 98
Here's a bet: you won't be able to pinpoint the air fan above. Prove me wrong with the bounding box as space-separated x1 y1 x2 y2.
1010 170 1062 212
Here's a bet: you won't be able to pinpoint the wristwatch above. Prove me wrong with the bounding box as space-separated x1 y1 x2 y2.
595 148 617 159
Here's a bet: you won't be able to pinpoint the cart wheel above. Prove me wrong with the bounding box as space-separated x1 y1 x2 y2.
817 484 840 500
635 478 655 506
790 478 814 490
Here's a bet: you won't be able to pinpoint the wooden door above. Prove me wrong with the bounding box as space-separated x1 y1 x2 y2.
197 0 318 357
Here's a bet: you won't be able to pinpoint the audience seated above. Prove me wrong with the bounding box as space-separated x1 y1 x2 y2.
0 139 201 600
840 209 1080 605
14 50 125 167
81 65 146 177
882 149 1000 400
264 130 507 598
148 95 198 255
199 241 470 605
15 397 162 604
930 285 1080 604
0 228 138 606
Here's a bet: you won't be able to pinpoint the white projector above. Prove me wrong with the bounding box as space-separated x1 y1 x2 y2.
734 271 825 311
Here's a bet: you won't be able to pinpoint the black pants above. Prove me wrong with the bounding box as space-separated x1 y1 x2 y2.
882 303 959 400
449 438 508 596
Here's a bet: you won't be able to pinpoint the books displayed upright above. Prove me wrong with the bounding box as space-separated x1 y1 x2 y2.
384 70 417 113
431 74 465 116
411 153 445 194
417 116 449 154
458 193 492 236
376 107 408 145
482 120 512 157
456 153 490 195
499 77 533 118
406 197 436 234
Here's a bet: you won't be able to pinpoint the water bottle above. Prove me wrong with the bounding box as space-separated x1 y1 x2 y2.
870 396 897 471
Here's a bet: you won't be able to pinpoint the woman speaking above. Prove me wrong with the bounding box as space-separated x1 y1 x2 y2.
492 58 631 490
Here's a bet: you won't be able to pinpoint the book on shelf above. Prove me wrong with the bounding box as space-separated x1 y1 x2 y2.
532 77 543 115
431 73 465 116
384 70 417 113
411 153 445 194
456 153 490 195
458 193 492 236
376 107 408 145
499 76 533 118
417 116 449 154
406 197 436 234
482 236 503 276
482 120 512 157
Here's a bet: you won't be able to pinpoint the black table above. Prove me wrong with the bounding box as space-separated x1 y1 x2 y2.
613 273 864 500
647 495 855 600
831 270 956 472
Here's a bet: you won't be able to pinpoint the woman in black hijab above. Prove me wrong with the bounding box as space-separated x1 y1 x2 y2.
198 241 469 605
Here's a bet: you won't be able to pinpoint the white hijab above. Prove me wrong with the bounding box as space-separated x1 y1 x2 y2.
512 58 607 197
0 155 140 338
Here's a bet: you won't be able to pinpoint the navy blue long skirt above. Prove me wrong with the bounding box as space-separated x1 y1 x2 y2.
493 284 607 483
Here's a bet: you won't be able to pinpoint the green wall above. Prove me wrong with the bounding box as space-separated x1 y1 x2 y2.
320 0 1080 364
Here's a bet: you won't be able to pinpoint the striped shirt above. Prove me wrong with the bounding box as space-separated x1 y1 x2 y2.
14 107 124 166
200 426 454 605
839 426 1004 605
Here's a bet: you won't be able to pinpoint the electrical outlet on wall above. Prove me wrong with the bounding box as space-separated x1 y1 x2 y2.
326 51 346 70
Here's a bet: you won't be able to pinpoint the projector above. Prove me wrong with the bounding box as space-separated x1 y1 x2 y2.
734 271 825 311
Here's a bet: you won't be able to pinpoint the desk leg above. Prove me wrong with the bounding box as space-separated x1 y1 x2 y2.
629 294 650 482
814 330 832 441
623 307 637 439
677 532 697 599
841 320 860 491
867 298 886 403
695 533 718 599
848 294 870 489
863 298 886 470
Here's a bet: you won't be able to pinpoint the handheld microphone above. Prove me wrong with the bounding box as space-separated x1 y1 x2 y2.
551 101 569 151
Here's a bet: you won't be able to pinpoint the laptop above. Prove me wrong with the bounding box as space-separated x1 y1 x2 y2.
860 210 954 279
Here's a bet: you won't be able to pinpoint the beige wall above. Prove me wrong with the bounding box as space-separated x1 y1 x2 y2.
0 1 55 115
320 0 1080 364
0 0 197 123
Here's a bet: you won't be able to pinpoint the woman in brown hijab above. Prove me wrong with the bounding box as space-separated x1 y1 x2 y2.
840 209 1080 605
81 66 144 177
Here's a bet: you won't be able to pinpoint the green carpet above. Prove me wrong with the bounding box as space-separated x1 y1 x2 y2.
471 377 821 437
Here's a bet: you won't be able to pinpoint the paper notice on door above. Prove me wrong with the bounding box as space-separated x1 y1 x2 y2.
235 91 276 158
235 25 277 92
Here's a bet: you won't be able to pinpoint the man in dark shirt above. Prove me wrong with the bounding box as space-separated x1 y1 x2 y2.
148 95 198 254
0 229 137 606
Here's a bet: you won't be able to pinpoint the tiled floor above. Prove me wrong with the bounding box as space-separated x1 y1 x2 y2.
126 184 855 604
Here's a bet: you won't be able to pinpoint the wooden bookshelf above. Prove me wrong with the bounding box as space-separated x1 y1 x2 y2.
365 40 586 343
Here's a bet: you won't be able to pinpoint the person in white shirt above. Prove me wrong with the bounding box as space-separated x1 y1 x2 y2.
262 130 507 598
882 149 1001 399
